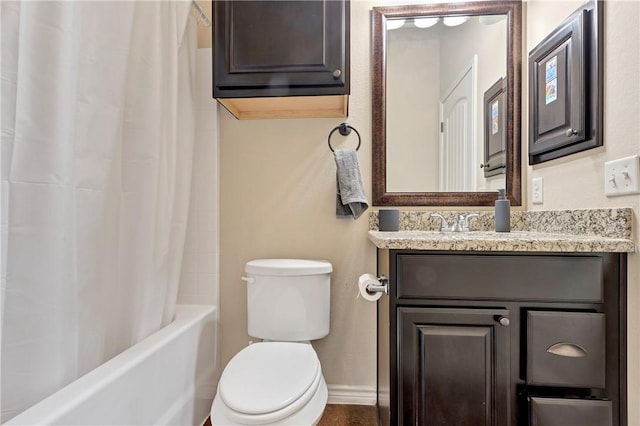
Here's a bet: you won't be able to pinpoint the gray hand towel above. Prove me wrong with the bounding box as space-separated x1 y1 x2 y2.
334 149 369 219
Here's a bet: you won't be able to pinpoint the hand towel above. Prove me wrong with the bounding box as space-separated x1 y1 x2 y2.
334 149 369 219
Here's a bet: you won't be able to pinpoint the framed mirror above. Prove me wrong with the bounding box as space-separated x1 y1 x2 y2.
372 1 522 206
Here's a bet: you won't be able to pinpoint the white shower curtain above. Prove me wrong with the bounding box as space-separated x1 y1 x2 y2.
1 1 196 421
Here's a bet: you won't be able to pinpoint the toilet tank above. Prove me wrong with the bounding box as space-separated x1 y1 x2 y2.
245 259 332 341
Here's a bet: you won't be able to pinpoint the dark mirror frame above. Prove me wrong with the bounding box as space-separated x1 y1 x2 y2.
372 1 522 206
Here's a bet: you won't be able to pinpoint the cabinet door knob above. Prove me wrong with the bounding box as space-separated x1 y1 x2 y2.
565 128 579 137
480 162 490 169
497 317 510 326
333 69 342 78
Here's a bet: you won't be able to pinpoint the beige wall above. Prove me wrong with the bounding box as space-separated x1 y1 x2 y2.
525 1 640 424
195 1 212 48
217 0 380 393
387 30 441 192
202 0 640 417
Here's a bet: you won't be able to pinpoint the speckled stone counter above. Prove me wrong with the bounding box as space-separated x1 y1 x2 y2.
368 208 634 252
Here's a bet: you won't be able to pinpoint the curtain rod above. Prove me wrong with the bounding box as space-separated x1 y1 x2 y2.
191 0 212 27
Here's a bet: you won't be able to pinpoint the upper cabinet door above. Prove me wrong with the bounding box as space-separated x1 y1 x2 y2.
214 0 350 98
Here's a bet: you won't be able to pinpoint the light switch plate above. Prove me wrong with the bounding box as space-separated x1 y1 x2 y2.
532 177 543 204
604 155 640 197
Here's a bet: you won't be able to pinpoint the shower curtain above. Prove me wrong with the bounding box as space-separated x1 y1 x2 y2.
1 1 197 421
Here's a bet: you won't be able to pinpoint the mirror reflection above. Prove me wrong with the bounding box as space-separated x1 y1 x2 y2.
386 15 507 193
371 1 522 207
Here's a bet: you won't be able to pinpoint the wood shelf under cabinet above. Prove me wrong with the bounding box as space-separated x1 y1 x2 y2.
217 95 348 120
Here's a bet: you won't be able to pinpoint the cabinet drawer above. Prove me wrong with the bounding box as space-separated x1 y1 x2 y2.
396 254 603 301
527 311 605 388
530 397 612 426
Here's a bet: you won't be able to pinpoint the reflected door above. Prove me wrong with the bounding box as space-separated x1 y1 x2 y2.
439 63 476 191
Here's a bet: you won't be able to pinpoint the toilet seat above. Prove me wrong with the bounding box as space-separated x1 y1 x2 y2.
214 342 325 425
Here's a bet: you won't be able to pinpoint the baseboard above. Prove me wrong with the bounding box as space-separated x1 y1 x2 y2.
327 384 377 406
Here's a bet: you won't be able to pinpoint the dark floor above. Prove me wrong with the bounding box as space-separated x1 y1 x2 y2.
205 404 378 425
318 404 378 426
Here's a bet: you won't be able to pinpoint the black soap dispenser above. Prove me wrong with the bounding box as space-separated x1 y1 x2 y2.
495 189 510 232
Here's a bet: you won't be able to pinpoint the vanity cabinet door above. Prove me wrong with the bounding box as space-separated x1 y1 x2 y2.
398 307 510 426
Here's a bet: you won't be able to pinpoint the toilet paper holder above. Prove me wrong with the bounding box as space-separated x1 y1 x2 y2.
367 276 388 295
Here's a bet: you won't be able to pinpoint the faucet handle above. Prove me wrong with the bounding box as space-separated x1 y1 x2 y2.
459 213 480 232
430 213 451 232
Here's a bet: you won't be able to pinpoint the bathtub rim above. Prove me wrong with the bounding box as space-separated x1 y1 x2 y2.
5 304 217 425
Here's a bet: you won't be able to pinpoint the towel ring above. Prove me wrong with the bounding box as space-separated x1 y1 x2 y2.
328 123 361 152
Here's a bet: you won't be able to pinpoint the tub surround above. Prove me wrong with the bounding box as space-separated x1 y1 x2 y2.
368 208 634 252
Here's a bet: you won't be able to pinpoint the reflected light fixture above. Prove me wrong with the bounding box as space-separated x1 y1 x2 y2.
386 19 406 30
413 17 439 28
479 15 506 25
443 16 469 26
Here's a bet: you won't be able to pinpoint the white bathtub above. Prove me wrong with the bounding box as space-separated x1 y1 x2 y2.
6 305 218 425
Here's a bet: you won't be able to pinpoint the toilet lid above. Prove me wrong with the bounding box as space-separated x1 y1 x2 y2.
245 259 332 276
219 342 321 415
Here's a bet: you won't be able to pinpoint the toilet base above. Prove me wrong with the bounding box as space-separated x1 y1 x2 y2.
210 376 327 425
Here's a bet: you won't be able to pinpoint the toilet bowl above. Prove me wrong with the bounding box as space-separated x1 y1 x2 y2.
210 259 332 426
211 342 327 425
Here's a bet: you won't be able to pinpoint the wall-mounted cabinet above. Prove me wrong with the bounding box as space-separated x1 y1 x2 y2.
528 0 603 164
213 0 350 119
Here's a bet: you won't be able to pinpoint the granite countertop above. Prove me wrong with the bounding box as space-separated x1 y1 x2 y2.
368 208 635 253
368 230 635 252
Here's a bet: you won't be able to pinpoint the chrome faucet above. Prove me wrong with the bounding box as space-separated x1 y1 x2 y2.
431 213 479 232
453 213 479 232
430 213 451 232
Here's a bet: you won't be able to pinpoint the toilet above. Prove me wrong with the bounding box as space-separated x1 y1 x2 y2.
210 259 332 425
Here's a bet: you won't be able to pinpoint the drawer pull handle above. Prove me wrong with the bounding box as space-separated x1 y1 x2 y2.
546 342 587 357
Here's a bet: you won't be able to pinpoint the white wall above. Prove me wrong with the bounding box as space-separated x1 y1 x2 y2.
525 2 640 424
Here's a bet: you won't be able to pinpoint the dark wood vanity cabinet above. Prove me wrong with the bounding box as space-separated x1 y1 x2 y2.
377 250 627 426
213 0 349 98
398 307 511 425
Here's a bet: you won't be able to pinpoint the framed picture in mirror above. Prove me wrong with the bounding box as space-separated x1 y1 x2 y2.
482 77 507 177
528 0 602 165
